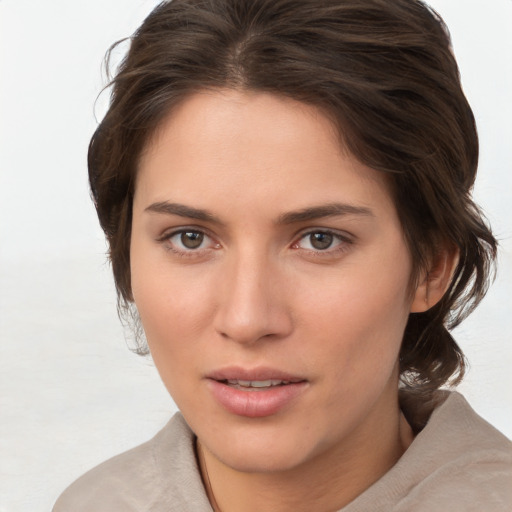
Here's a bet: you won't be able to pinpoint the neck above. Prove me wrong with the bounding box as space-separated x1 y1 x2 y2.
197 397 414 512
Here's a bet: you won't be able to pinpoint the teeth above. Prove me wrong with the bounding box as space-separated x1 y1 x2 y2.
250 380 273 388
226 379 289 388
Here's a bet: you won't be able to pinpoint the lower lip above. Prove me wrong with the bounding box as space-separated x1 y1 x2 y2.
207 380 308 418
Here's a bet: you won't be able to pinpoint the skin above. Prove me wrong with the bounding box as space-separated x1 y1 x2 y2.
130 89 450 511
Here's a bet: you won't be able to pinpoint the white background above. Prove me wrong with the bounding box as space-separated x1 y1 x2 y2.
0 1 511 510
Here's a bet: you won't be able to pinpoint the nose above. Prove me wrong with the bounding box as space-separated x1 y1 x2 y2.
213 252 293 345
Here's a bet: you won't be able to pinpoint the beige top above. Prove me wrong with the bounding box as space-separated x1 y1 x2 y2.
53 392 512 511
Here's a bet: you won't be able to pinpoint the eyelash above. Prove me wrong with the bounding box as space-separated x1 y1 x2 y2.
157 228 353 258
292 229 353 257
157 228 219 258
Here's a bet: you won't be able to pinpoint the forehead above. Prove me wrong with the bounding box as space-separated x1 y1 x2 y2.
135 89 397 220
141 88 344 168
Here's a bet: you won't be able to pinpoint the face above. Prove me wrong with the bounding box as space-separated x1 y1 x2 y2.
131 89 416 473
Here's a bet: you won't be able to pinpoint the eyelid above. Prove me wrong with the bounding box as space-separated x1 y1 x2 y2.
157 225 214 242
292 228 354 253
295 227 353 243
155 225 353 255
157 226 221 254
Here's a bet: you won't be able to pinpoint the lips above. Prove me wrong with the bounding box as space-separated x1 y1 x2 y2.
225 379 292 389
206 367 308 418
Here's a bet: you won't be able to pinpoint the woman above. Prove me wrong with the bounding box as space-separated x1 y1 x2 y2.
54 0 512 510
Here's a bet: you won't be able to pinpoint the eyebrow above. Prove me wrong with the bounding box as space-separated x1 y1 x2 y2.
144 201 374 225
277 203 374 224
145 202 224 225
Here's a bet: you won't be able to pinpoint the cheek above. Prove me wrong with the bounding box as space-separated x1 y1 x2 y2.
298 247 412 378
129 241 214 385
133 272 211 350
131 276 207 405
131 231 211 326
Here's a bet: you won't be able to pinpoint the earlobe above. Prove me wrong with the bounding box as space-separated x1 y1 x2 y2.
410 247 459 313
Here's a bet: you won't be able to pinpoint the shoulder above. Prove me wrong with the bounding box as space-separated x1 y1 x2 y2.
53 436 159 512
343 391 512 512
396 391 512 511
52 413 212 512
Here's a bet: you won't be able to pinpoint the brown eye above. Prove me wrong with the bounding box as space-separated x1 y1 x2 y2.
309 232 333 250
180 231 204 249
162 229 219 256
295 230 349 253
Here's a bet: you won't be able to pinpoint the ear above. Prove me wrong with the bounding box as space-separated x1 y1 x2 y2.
410 246 459 313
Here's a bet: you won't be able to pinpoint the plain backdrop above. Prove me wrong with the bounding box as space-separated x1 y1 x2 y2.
1 1 511 510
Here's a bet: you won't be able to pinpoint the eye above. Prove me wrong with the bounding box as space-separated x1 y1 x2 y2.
295 230 348 251
305 232 334 250
175 230 205 249
160 229 218 253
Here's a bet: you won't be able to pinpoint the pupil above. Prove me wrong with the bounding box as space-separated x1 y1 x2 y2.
310 232 333 250
181 231 203 249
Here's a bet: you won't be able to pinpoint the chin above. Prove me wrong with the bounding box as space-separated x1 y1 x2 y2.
201 419 323 474
216 443 310 474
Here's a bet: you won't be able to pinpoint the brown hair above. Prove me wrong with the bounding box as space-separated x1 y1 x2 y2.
89 0 497 397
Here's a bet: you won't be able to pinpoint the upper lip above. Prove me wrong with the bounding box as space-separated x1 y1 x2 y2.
206 366 306 383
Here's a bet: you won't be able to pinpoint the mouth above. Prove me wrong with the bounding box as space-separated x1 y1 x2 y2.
206 367 308 417
220 379 301 390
